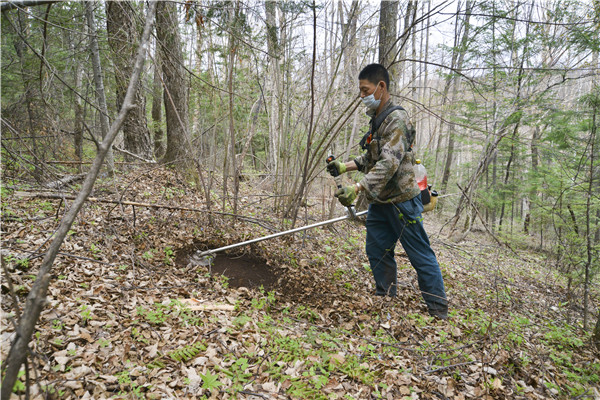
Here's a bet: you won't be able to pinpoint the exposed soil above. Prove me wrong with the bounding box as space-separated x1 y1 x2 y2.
179 247 280 290
174 242 341 307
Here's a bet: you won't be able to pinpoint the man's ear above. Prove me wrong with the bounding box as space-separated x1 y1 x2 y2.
379 81 387 92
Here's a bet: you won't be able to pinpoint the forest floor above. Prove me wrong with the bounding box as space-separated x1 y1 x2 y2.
1 166 599 400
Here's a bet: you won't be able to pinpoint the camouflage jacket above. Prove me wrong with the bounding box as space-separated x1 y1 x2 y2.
354 100 421 204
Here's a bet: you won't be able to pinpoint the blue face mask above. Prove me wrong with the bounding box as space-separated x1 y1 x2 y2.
361 83 381 110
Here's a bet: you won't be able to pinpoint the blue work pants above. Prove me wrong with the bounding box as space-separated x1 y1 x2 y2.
365 195 447 311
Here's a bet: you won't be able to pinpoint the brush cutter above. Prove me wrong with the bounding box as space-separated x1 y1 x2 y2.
194 209 367 260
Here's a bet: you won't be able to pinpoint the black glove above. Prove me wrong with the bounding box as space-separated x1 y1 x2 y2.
326 160 346 177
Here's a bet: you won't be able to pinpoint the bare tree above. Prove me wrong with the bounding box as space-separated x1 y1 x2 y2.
378 0 399 87
155 0 190 165
85 0 115 175
107 0 154 160
265 0 281 173
151 53 165 158
438 0 473 194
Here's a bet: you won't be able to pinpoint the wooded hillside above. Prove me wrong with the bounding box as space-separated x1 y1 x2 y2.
1 1 599 399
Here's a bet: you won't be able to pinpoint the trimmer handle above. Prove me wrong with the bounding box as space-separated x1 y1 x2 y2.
326 155 357 219
326 155 343 183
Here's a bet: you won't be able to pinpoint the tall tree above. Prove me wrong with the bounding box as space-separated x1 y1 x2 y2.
438 0 473 194
151 54 165 159
85 0 115 175
155 0 190 165
107 1 153 160
378 0 399 87
265 0 281 173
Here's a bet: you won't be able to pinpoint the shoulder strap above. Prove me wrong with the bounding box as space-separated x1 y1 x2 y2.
370 105 406 137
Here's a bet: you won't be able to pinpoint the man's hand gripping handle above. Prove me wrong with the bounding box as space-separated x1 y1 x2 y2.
326 155 357 219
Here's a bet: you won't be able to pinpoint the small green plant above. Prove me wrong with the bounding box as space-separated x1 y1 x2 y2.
37 200 54 212
97 338 110 348
200 370 222 391
12 369 26 393
80 305 92 324
333 269 344 281
142 249 155 261
131 327 149 344
219 356 253 392
15 258 29 269
117 368 144 399
40 384 65 398
51 319 63 330
89 243 101 257
137 305 165 325
168 341 207 362
163 246 174 265
406 312 430 327
297 305 319 322
233 314 252 328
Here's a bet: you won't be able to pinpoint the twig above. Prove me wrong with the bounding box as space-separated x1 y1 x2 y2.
424 360 477 374
113 146 156 163
238 390 268 399
15 191 276 231
44 174 86 190
456 183 518 255
5 247 116 266
1 262 22 325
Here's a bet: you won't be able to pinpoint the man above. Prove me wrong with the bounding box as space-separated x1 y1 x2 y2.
327 63 448 319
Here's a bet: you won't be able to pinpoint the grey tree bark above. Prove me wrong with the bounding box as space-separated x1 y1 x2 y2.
14 8 42 181
265 0 281 173
107 1 153 161
226 0 240 218
85 0 115 175
378 0 399 88
0 3 156 396
155 0 190 165
151 55 165 159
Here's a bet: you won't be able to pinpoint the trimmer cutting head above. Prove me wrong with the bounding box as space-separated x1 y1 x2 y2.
189 251 214 267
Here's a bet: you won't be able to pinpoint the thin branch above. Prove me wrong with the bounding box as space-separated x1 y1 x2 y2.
0 0 57 12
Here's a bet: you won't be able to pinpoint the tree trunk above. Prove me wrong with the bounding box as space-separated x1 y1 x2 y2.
583 94 597 330
288 0 318 226
524 125 541 234
151 55 165 159
107 1 153 161
70 29 84 169
85 0 115 175
0 4 156 396
440 0 473 194
227 0 240 218
13 9 42 181
156 0 190 166
378 0 399 87
265 0 281 173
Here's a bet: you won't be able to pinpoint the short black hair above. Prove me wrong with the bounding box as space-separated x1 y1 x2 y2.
358 64 390 89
